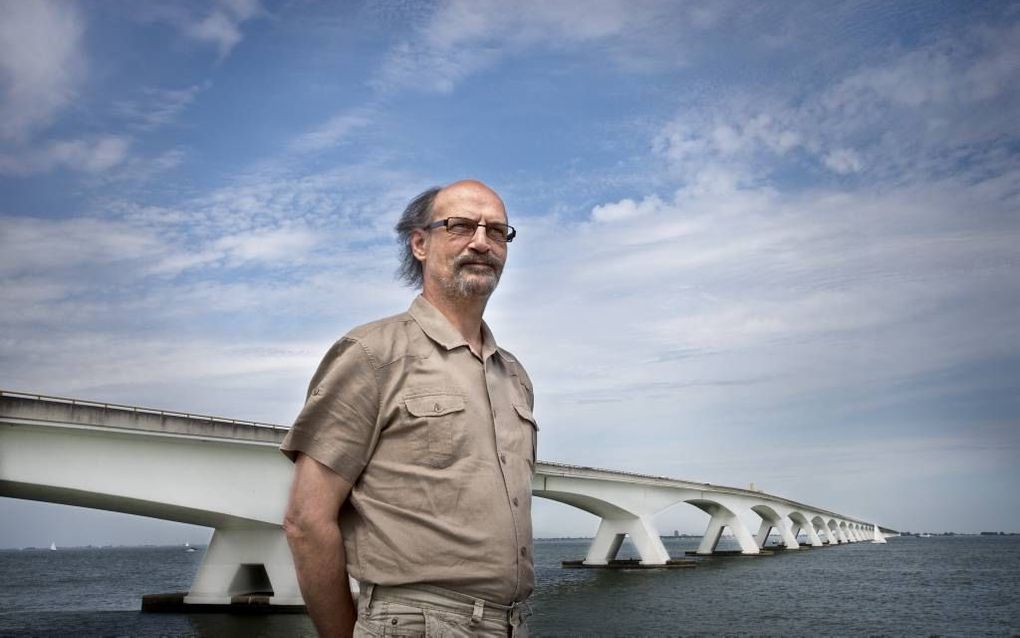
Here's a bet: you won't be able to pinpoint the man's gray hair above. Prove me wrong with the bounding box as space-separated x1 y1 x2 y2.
395 186 442 288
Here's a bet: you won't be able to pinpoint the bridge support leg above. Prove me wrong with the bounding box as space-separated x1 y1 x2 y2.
776 520 800 549
584 516 670 565
697 515 726 554
825 525 839 544
755 518 799 549
816 523 833 544
801 522 823 547
871 524 887 544
754 521 773 548
184 526 303 606
697 510 759 555
584 520 624 565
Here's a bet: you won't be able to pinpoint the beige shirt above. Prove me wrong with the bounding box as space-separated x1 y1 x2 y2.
281 296 537 603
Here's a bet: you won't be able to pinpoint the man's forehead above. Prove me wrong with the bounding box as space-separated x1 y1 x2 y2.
433 180 506 219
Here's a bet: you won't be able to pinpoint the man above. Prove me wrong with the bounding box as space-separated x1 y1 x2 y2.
281 179 537 637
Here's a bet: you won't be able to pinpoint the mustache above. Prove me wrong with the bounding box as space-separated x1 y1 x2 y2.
454 254 502 270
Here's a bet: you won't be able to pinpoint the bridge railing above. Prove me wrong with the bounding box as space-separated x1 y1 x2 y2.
538 460 877 526
0 389 286 433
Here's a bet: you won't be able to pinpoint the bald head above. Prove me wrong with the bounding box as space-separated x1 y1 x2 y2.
433 179 506 219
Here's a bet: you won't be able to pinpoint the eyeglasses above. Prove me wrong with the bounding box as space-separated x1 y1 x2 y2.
424 217 517 243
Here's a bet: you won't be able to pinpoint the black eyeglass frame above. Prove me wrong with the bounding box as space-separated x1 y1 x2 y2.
423 217 517 243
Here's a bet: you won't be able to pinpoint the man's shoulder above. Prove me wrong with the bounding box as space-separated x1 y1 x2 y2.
345 309 413 339
495 344 523 365
338 309 427 367
496 344 532 381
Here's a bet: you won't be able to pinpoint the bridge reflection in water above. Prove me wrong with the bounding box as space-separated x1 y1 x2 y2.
0 391 897 608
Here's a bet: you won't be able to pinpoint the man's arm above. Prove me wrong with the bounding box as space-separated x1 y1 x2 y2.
283 453 356 638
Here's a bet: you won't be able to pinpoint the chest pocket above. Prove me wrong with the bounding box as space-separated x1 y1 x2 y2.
513 404 539 468
405 394 466 468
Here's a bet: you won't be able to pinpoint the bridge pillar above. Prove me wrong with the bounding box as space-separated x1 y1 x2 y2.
776 519 800 549
754 520 772 548
584 516 670 565
754 515 799 550
811 521 829 544
800 522 823 547
825 522 840 544
184 526 303 606
871 524 887 544
697 509 759 555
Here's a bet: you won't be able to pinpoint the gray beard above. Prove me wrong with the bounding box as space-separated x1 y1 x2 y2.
445 267 500 299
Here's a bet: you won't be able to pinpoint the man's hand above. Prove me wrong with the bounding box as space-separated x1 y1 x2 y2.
283 453 356 638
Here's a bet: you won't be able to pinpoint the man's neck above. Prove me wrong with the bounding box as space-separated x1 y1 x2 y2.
421 289 488 356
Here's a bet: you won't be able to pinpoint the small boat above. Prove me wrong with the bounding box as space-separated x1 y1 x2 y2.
185 542 196 552
49 542 57 551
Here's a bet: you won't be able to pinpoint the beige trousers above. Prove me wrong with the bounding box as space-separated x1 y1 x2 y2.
353 584 529 638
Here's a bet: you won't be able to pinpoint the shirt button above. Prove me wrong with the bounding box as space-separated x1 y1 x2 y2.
500 453 507 464
391 618 398 625
433 403 441 412
512 497 519 506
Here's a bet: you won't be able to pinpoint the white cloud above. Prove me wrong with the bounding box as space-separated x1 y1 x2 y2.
185 0 264 59
0 135 131 176
100 147 187 185
0 0 84 141
214 227 319 264
0 216 159 278
653 20 1020 185
114 84 206 131
0 332 322 421
374 0 696 93
591 195 665 223
823 148 863 174
289 110 373 153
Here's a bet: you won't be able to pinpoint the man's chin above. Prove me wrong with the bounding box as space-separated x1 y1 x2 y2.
454 272 499 298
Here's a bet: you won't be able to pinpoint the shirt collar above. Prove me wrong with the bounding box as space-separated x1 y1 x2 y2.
409 295 500 360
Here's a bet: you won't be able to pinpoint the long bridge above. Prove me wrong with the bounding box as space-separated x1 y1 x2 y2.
0 391 897 607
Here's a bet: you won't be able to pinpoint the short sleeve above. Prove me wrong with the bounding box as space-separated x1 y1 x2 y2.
280 337 380 484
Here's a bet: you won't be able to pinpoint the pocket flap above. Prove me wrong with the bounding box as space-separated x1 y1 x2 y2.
514 404 539 429
405 394 466 417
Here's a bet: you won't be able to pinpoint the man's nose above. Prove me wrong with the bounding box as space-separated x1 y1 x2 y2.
467 225 492 252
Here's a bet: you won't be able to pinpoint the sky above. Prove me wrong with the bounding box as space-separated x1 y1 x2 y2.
1 0 1018 548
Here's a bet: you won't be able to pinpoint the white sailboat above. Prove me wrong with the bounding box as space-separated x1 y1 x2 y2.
49 542 57 551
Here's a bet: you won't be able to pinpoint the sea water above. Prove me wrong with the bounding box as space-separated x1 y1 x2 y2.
1 535 1017 636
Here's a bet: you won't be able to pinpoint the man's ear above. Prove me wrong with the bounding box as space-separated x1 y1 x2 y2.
410 229 429 262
